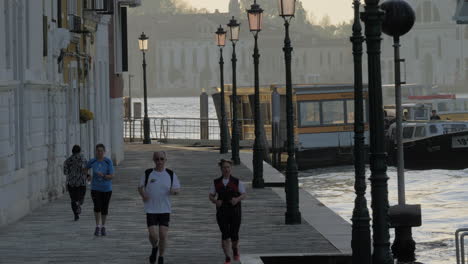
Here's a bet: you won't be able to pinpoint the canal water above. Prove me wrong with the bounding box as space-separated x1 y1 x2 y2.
144 97 465 263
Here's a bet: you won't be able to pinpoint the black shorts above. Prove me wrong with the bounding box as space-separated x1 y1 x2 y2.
91 190 112 215
216 206 241 241
146 213 170 227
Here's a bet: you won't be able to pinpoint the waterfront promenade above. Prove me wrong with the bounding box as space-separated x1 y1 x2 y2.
0 144 350 263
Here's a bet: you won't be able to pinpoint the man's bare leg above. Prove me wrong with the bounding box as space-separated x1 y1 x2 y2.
158 226 169 256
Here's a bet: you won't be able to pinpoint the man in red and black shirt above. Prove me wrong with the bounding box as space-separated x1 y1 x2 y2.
209 159 247 264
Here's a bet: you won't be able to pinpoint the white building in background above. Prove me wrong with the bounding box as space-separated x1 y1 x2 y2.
0 0 140 228
381 0 468 95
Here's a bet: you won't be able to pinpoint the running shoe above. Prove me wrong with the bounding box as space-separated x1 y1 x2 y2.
101 226 106 236
158 256 164 264
224 256 231 264
149 247 158 264
233 248 240 261
74 214 79 221
94 227 100 236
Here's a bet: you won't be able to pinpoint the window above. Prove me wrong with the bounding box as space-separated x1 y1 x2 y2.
414 126 426 137
346 100 354 124
403 127 415 139
433 6 440 22
423 1 432 23
464 100 468 110
414 36 419 58
438 102 449 112
299 102 320 127
68 0 77 15
455 100 465 111
465 58 468 81
429 125 438 134
414 108 429 120
322 101 345 125
437 37 442 58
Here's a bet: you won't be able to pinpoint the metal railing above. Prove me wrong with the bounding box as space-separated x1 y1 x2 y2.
124 117 257 146
455 228 468 264
124 117 220 141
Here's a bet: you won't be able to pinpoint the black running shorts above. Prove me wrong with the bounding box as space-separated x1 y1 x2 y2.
146 213 170 227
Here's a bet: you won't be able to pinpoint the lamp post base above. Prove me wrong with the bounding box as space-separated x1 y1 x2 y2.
252 177 265 189
285 211 301 225
143 117 151 145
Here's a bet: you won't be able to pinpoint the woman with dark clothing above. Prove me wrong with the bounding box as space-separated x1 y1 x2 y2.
63 145 88 221
209 159 247 264
86 144 115 236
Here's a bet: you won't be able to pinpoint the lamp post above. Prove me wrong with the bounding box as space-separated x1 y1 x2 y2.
361 0 393 262
279 0 301 225
247 0 265 188
139 32 151 144
350 1 371 263
227 17 241 165
380 1 421 263
216 26 229 154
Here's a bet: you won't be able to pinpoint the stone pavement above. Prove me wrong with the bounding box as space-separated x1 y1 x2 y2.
0 144 341 264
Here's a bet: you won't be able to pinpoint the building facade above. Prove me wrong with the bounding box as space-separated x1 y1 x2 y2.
0 0 139 227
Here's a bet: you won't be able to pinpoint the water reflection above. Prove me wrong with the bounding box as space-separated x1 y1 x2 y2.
300 166 468 264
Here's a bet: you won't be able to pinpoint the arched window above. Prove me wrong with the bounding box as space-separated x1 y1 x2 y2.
437 37 442 58
423 1 432 23
433 5 440 22
416 5 422 23
415 37 420 59
388 61 394 83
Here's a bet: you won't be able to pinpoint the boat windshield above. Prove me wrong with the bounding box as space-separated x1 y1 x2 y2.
414 126 426 138
403 127 415 139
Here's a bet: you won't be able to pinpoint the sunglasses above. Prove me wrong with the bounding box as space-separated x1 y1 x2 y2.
154 158 165 161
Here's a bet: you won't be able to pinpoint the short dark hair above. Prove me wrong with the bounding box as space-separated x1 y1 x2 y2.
72 145 81 154
218 159 233 167
96 144 106 151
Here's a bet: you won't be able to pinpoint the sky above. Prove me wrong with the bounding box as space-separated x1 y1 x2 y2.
183 0 354 25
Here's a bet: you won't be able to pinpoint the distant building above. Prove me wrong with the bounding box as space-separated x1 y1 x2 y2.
381 0 468 96
126 0 354 98
127 0 468 100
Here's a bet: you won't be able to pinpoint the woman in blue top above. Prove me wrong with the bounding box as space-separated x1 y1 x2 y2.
86 144 115 236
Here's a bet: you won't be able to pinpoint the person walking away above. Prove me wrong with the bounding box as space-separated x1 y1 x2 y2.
85 144 115 236
63 145 88 221
209 159 247 264
431 109 441 120
138 151 181 264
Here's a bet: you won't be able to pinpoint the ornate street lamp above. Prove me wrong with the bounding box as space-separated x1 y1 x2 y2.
380 1 421 263
216 25 230 154
138 32 151 144
247 0 265 188
227 16 241 165
278 0 301 225
361 0 393 262
350 1 371 263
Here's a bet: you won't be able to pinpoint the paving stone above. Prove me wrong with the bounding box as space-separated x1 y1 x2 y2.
0 144 339 264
